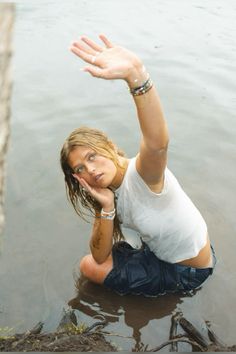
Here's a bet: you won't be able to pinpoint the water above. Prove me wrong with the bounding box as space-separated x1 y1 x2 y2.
0 0 236 350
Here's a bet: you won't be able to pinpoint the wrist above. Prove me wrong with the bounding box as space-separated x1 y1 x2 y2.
100 206 116 221
102 203 115 213
125 64 149 89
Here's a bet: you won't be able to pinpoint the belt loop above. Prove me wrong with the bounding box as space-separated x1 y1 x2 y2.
175 264 183 290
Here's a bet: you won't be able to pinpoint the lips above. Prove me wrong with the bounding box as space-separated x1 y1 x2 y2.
95 173 103 182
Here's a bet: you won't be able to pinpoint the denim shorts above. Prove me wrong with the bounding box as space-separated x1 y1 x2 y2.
103 241 216 297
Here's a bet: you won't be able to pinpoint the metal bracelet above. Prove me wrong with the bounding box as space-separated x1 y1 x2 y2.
101 208 116 215
129 77 153 96
100 208 116 220
100 213 116 220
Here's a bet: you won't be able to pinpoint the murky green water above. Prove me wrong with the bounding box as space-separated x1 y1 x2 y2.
0 0 236 350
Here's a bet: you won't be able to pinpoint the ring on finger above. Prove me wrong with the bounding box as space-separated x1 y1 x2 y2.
91 55 96 64
91 52 99 64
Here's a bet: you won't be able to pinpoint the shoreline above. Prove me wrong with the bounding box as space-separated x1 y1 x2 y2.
0 4 15 240
1 309 235 352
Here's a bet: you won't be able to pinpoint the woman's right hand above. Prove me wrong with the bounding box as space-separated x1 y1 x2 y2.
73 175 115 210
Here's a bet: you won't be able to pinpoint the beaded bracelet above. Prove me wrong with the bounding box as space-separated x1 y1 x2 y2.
100 208 116 220
129 76 153 96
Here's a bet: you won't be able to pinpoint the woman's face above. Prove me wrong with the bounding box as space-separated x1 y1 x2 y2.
68 146 117 188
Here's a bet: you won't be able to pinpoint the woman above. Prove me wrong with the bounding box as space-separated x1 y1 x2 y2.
61 34 216 296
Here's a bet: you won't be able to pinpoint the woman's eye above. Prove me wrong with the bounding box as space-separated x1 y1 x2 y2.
75 166 84 174
89 153 96 161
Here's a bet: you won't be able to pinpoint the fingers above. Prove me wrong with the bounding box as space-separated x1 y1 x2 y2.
75 176 89 190
99 34 114 48
70 45 98 66
80 35 104 52
83 66 105 78
81 33 114 49
70 34 114 75
74 176 95 196
71 40 96 56
73 174 87 187
70 34 114 62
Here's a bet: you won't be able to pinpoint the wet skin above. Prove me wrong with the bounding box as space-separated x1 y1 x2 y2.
68 146 212 270
68 146 118 189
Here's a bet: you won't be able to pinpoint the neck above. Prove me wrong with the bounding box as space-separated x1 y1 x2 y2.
110 157 129 191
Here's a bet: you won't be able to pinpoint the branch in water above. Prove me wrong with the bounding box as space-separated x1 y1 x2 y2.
147 337 205 352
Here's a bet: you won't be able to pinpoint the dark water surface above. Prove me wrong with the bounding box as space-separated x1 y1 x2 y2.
0 1 236 351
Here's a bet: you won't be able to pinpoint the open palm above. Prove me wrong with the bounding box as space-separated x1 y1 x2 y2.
70 34 142 81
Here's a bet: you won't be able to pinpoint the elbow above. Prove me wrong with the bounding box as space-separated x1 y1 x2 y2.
93 254 106 264
144 129 169 152
92 253 109 265
145 138 169 152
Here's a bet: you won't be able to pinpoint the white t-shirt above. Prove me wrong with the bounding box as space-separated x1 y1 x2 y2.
115 157 207 263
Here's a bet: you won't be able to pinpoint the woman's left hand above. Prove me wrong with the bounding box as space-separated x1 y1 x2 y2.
70 34 143 82
73 175 115 210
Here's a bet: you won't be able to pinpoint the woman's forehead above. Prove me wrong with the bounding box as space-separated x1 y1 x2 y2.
68 146 95 167
73 145 94 154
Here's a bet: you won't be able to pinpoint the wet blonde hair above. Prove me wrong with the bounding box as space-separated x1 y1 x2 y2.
60 126 125 242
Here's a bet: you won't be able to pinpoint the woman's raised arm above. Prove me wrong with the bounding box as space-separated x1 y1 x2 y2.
70 35 169 190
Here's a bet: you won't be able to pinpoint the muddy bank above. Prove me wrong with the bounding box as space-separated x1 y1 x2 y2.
1 309 236 352
0 308 116 352
0 4 14 237
0 308 115 351
0 328 116 352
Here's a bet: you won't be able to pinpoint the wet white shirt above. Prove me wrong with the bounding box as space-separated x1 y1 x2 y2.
115 157 207 263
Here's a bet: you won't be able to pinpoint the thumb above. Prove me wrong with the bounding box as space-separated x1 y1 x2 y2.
82 66 104 78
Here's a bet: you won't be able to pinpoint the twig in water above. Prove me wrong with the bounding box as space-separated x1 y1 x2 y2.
101 330 133 339
179 317 209 349
11 322 44 348
147 337 205 352
205 320 226 348
169 312 182 351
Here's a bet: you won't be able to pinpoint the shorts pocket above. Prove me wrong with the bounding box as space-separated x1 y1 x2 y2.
179 267 211 291
126 262 149 289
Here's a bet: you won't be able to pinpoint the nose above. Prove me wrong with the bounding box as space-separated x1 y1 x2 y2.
86 164 96 175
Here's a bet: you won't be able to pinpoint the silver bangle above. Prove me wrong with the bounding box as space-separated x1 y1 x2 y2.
100 208 116 220
129 76 153 96
100 213 115 220
101 208 115 215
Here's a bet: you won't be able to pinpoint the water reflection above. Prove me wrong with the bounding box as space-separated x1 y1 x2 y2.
68 276 187 351
1 0 235 348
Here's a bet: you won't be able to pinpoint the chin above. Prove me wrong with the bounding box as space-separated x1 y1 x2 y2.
95 179 109 188
102 180 111 188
